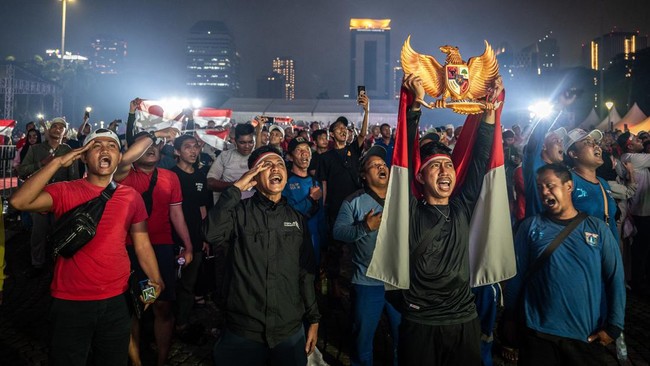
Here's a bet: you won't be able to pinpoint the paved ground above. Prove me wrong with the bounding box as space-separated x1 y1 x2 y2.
1 217 649 366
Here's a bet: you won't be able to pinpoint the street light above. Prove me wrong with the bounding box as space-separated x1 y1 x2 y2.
605 101 614 131
528 101 554 119
60 0 74 67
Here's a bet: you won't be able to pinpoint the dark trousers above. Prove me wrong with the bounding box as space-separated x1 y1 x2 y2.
519 330 612 366
212 328 306 366
398 317 481 366
631 215 650 291
175 251 203 325
49 293 132 366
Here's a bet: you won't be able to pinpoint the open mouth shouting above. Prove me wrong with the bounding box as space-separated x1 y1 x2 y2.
378 170 388 179
99 155 112 169
269 173 283 185
543 197 557 208
437 177 452 192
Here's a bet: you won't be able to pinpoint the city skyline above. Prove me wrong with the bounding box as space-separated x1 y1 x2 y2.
1 0 649 101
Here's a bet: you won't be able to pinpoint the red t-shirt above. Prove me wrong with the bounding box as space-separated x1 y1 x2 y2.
44 179 148 300
119 167 183 245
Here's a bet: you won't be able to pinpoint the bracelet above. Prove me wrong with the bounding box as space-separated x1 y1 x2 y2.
147 131 157 144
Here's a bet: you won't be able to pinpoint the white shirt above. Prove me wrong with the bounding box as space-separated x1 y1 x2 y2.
207 149 252 203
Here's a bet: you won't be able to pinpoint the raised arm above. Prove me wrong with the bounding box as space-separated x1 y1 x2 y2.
10 145 91 212
356 94 370 148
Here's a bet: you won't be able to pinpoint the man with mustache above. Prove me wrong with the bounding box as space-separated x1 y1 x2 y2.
397 74 499 365
503 163 625 365
203 145 320 365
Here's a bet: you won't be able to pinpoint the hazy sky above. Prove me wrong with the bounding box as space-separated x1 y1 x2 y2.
1 0 649 99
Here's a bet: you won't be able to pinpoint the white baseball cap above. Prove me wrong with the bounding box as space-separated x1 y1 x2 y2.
563 128 603 152
83 128 121 149
268 124 285 138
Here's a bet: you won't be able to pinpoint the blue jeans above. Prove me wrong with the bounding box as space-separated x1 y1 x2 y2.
213 328 306 366
352 284 401 366
472 284 501 366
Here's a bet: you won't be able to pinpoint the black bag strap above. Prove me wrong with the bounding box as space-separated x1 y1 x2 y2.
523 211 588 284
142 168 158 215
100 181 118 201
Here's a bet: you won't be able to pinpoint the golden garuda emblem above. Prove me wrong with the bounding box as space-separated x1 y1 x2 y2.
401 36 500 114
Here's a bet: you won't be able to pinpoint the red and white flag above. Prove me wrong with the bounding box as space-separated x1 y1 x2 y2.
0 120 16 137
451 90 516 287
135 100 232 131
366 87 416 289
367 88 516 289
195 129 229 151
193 108 231 128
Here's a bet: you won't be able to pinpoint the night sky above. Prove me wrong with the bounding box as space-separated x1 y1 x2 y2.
1 0 649 100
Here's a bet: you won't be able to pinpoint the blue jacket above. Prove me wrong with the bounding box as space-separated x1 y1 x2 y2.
504 213 625 341
333 188 385 286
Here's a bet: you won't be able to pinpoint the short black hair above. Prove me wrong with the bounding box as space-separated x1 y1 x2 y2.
173 134 197 151
380 123 391 130
311 129 327 141
536 163 572 184
420 141 452 161
248 145 283 169
235 123 255 140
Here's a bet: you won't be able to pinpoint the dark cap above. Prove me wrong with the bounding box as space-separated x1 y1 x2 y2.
420 132 440 144
329 116 349 133
360 145 387 170
287 136 311 154
617 131 632 151
502 129 515 139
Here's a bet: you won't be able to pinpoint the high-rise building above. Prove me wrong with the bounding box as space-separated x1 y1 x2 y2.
583 30 648 71
495 33 559 79
272 57 295 100
257 72 285 99
350 18 391 100
90 36 127 74
186 21 240 105
392 61 402 100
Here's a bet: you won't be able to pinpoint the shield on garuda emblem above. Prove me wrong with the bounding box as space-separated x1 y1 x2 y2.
445 64 470 99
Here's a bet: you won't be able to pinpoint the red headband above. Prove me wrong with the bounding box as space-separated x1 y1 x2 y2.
251 151 285 169
419 154 452 173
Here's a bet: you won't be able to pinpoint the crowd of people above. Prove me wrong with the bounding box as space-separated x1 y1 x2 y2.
0 73 643 366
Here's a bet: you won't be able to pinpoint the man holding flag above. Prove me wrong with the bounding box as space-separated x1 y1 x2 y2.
381 75 502 365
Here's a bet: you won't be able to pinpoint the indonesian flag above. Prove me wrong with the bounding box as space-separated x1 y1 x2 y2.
0 120 16 137
367 87 516 289
451 90 516 287
195 129 229 150
193 108 231 128
135 100 232 131
366 87 416 289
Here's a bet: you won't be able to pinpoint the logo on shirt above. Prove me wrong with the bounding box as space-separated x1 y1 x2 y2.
195 182 204 192
284 221 300 230
289 182 301 191
585 232 599 247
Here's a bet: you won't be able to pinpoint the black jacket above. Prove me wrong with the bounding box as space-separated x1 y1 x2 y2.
202 186 320 347
403 109 495 325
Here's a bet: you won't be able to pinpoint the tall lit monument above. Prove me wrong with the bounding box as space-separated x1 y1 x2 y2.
350 18 391 100
272 57 296 100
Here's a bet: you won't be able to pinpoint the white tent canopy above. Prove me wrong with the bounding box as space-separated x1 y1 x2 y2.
614 103 647 131
579 108 601 130
595 106 622 131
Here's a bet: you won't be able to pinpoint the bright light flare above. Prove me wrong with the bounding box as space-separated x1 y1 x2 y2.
605 101 614 111
85 106 92 113
528 101 554 119
36 113 44 119
192 99 202 108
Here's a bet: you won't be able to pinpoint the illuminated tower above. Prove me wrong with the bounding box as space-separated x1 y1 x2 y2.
585 30 647 71
350 18 391 100
186 21 240 105
272 57 295 100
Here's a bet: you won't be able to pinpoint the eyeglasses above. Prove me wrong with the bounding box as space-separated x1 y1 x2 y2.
580 139 601 148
